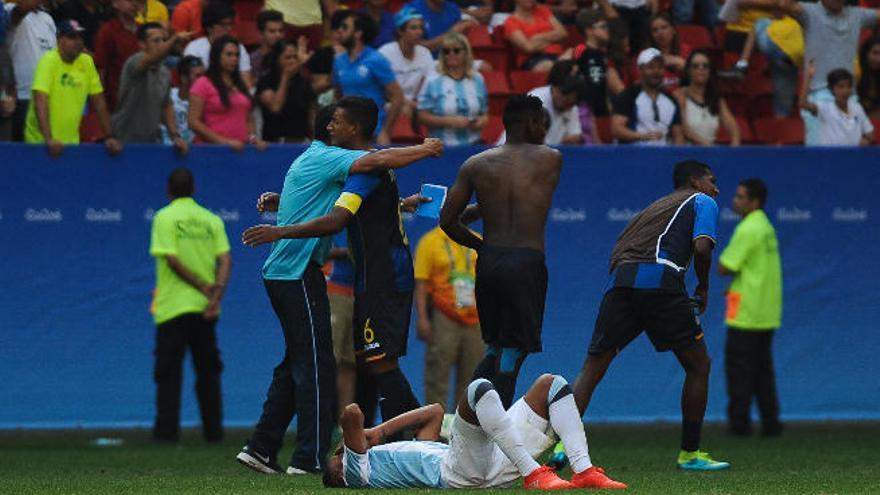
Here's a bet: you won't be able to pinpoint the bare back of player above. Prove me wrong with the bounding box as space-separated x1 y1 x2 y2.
439 95 562 408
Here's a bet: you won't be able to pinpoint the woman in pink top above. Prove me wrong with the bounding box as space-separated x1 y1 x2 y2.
189 35 266 151
504 0 569 72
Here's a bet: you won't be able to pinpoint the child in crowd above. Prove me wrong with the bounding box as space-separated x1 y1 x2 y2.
799 60 874 146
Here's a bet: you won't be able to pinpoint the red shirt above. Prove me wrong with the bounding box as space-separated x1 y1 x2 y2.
661 42 692 92
171 0 203 37
93 17 140 110
504 5 563 67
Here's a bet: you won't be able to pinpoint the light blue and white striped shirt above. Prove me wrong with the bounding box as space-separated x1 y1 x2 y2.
418 72 487 145
343 441 449 488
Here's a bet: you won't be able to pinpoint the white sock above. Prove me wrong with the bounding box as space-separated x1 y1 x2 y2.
548 378 592 473
474 389 541 476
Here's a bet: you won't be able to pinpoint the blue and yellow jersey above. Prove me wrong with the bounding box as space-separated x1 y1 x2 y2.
335 171 415 295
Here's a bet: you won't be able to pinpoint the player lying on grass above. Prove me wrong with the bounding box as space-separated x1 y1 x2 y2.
322 374 627 490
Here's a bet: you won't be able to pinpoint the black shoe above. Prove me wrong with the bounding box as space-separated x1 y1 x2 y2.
236 445 283 474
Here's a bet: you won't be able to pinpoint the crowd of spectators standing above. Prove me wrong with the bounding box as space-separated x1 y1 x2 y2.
3 0 880 151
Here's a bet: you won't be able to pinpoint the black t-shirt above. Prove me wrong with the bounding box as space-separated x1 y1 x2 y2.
51 0 111 50
308 46 336 75
257 72 313 142
576 47 609 117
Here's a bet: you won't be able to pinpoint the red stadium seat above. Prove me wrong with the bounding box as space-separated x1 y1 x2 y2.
481 115 504 144
481 70 511 115
594 116 613 144
235 21 260 48
753 117 804 145
79 113 104 143
481 70 511 94
716 116 755 144
467 24 493 48
234 0 262 19
677 24 714 49
509 71 548 94
565 25 584 49
390 115 425 144
473 45 509 73
747 93 776 120
872 119 880 142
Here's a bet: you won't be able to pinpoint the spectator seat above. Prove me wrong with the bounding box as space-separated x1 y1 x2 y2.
509 70 548 94
753 117 804 145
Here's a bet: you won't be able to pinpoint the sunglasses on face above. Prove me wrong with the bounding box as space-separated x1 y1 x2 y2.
442 47 463 55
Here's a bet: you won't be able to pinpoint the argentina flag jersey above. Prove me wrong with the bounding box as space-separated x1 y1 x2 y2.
418 73 487 145
343 441 449 488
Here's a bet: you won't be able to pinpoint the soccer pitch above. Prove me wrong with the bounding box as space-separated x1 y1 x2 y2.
1 423 877 494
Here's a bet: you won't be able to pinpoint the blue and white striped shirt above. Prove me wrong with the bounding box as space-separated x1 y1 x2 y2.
418 73 487 145
343 441 449 488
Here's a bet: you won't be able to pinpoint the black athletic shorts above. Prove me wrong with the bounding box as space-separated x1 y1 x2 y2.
353 290 413 363
588 287 704 354
475 245 547 353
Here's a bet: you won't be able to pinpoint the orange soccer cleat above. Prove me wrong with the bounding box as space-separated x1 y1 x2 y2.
523 465 574 490
570 466 628 489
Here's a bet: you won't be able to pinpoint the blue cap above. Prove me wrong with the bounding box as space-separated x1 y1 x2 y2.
57 19 86 37
394 6 423 29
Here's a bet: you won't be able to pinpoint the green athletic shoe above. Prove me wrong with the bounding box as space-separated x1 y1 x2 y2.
547 441 568 470
677 450 731 471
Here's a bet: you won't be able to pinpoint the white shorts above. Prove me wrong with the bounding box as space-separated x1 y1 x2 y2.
440 398 556 489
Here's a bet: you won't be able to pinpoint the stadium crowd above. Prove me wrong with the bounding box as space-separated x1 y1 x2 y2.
3 0 880 150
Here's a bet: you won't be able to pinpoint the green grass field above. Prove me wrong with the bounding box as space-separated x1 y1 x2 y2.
1 423 877 494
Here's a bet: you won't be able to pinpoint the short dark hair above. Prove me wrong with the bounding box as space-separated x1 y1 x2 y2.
202 1 236 30
322 468 345 488
673 159 712 189
167 167 195 198
137 22 164 41
739 178 768 208
329 9 350 31
502 94 545 134
547 60 586 96
827 68 854 89
345 11 378 45
256 9 283 32
177 55 204 79
314 104 337 143
337 96 378 140
576 9 604 35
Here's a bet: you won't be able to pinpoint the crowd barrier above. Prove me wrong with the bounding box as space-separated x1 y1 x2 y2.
1 143 878 428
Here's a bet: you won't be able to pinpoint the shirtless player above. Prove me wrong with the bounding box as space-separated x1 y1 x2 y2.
439 95 562 408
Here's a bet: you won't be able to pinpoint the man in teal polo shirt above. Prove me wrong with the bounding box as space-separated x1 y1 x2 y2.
149 167 231 443
719 178 783 437
237 97 442 476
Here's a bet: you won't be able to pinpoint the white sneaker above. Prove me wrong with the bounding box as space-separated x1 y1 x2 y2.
286 466 309 475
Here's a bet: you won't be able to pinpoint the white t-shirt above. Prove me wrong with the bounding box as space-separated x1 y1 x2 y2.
378 42 436 102
817 100 873 146
496 85 582 145
5 5 57 99
183 37 252 74
530 85 582 145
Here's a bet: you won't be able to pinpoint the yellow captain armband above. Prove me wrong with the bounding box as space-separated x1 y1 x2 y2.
335 192 364 214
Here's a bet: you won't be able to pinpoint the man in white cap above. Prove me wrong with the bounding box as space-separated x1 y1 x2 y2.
610 47 684 145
